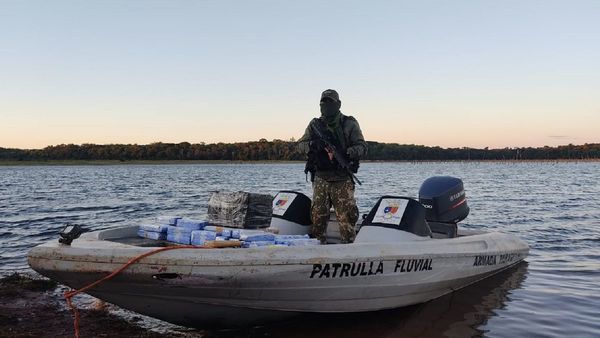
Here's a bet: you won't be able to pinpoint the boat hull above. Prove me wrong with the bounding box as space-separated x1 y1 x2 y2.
28 226 529 327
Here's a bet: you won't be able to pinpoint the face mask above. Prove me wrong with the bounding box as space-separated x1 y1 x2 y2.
320 101 341 119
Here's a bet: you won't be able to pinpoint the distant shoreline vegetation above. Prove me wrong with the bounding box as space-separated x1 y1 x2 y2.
1 140 599 163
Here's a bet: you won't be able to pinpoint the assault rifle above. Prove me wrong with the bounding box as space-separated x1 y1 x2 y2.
309 122 362 185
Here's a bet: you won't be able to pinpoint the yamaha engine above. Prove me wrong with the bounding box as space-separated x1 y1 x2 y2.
418 176 469 238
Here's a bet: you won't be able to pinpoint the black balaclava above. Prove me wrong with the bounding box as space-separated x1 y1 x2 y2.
320 99 342 129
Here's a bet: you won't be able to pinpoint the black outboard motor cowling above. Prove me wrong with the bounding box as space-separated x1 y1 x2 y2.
419 176 469 223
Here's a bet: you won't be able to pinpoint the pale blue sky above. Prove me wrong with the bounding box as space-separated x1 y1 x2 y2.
1 0 599 149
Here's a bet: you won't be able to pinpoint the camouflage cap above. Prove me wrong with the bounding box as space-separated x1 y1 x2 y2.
320 89 340 102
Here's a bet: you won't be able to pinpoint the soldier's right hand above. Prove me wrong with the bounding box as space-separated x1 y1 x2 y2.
309 139 326 152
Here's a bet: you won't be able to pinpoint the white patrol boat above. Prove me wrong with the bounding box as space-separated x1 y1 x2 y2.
28 177 529 328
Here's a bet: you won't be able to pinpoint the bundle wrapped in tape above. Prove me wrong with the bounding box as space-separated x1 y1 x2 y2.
139 224 169 233
157 216 181 226
207 191 273 229
167 233 191 245
191 230 217 246
176 219 208 231
137 229 167 241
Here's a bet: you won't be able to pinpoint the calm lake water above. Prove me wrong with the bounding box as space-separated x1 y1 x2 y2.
1 162 599 337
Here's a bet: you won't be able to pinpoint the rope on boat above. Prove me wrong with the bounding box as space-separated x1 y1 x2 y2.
63 245 204 338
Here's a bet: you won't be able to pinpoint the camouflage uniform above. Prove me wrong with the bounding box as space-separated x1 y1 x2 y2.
298 89 367 244
311 176 359 243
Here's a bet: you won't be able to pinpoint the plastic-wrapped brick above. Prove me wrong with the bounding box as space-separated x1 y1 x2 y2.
167 226 192 235
167 233 191 245
138 229 167 241
157 216 181 226
230 229 241 239
241 233 275 242
176 219 209 231
191 230 217 245
241 241 279 248
274 234 310 241
287 238 321 246
139 224 169 233
203 226 232 238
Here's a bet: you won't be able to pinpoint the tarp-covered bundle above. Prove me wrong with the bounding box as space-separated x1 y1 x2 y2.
207 191 273 229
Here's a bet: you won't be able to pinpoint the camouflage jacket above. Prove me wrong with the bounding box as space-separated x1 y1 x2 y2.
298 113 368 181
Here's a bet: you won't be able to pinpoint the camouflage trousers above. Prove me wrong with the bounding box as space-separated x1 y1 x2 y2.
311 176 359 244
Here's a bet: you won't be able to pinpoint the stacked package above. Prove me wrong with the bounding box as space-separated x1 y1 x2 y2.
190 230 217 246
240 233 321 248
239 230 277 248
158 216 182 226
137 215 180 240
137 224 169 240
166 219 209 245
139 215 321 248
275 234 321 246
207 191 273 228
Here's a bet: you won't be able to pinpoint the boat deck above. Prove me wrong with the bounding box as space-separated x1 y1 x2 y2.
107 236 176 247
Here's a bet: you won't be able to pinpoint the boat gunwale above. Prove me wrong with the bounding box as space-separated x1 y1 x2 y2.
29 242 528 269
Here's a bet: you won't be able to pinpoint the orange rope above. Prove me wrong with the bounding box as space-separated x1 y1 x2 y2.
63 245 205 337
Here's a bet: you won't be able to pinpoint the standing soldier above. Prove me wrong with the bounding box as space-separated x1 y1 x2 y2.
298 89 368 243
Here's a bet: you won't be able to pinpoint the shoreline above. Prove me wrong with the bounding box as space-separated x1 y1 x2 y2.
0 273 170 337
0 158 598 166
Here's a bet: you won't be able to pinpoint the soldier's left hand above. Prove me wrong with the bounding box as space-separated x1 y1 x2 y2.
325 146 335 161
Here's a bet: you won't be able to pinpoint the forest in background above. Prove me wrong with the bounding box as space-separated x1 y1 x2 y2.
1 140 599 162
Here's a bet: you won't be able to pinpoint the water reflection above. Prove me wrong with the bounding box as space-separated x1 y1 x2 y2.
204 262 528 338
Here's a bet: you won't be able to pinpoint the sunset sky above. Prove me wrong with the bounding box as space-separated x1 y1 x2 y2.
1 1 599 149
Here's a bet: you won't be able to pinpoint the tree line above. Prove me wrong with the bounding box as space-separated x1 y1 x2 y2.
1 140 599 162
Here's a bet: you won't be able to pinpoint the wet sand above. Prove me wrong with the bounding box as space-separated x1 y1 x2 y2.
0 273 287 337
0 273 173 337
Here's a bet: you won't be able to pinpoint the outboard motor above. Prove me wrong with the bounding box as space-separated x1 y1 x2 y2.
268 191 312 235
355 196 432 243
419 176 469 238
